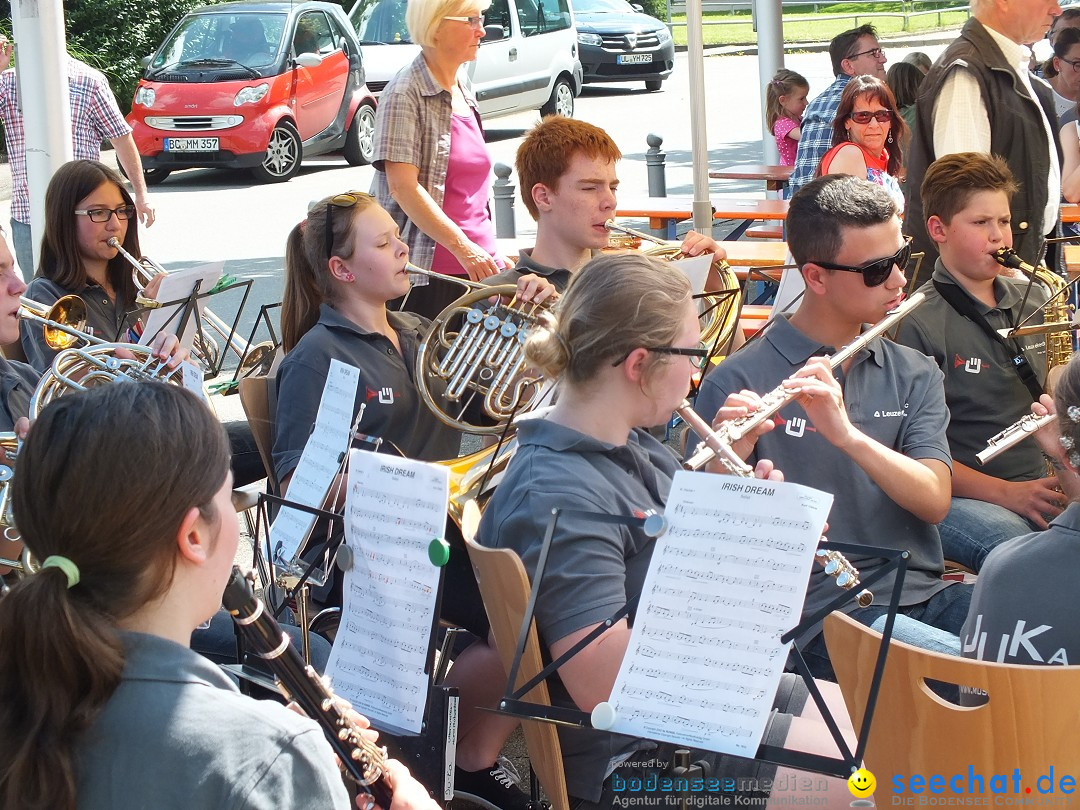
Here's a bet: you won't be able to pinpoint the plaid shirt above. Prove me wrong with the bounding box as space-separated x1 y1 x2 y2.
370 53 480 272
789 74 851 196
0 57 131 223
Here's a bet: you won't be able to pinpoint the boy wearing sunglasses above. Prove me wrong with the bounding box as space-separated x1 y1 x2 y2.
894 153 1058 573
690 173 968 681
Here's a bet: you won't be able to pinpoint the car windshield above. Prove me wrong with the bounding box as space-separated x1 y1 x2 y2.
152 12 288 69
349 0 413 44
573 0 636 11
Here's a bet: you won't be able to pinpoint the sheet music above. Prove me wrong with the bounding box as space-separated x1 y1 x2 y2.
601 471 831 756
180 361 207 401
269 359 359 569
138 261 224 349
326 449 448 735
669 254 712 295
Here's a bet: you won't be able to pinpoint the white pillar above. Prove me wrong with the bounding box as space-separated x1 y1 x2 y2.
755 0 784 165
685 0 711 233
11 0 72 274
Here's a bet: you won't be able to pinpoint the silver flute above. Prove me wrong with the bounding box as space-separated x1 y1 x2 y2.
683 292 925 471
975 412 1054 466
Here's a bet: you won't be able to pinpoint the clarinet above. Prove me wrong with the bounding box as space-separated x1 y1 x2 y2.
222 566 394 807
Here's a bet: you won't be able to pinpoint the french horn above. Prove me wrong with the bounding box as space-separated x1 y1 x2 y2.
412 265 550 436
605 221 742 353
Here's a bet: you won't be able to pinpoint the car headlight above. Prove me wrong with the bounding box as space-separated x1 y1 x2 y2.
577 32 603 47
134 86 156 108
656 26 672 44
234 83 270 107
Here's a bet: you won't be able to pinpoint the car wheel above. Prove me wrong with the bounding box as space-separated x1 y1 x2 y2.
540 77 574 118
343 103 376 166
250 121 302 183
645 79 663 92
143 168 172 186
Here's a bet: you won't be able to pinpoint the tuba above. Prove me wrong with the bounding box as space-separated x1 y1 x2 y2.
605 220 741 353
413 264 551 436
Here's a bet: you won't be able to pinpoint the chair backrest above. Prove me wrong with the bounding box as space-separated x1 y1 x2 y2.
238 374 277 493
824 611 1080 785
460 501 570 810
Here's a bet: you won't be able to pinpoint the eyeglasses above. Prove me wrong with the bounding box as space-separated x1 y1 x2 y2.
612 342 709 369
846 46 885 61
1060 55 1080 71
444 14 485 27
848 109 892 125
325 191 369 262
808 238 912 287
74 205 137 223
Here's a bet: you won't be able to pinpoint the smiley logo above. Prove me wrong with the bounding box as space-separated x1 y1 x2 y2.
848 767 876 798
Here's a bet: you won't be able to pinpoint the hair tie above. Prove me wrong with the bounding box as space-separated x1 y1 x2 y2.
299 218 308 233
40 555 80 588
555 332 572 358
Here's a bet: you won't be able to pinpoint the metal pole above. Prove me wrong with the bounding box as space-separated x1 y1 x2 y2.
646 133 667 197
756 0 785 166
492 162 516 238
11 0 72 274
686 0 711 233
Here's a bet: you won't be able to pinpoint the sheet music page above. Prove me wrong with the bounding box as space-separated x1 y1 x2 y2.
268 359 359 568
602 471 831 756
138 261 224 348
326 449 448 735
669 253 712 295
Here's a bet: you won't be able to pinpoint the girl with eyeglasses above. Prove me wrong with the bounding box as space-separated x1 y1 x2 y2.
277 190 555 810
20 159 165 372
0 382 437 810
816 75 907 214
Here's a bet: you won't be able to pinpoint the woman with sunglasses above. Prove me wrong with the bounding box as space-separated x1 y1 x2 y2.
20 159 165 372
371 0 506 320
0 382 437 810
817 75 907 213
276 190 554 810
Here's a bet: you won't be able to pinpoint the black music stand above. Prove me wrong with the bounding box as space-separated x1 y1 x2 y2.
495 506 908 781
216 301 283 394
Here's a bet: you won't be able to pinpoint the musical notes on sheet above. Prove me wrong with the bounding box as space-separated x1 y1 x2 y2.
325 449 448 735
269 359 359 570
603 471 831 756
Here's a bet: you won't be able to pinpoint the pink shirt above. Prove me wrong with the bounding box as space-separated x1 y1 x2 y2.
773 116 800 167
431 111 502 275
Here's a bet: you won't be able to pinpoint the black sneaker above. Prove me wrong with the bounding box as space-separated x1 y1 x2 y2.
454 756 531 810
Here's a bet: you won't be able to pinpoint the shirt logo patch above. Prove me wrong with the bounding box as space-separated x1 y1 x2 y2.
771 413 816 438
954 353 990 374
366 386 397 404
873 403 909 418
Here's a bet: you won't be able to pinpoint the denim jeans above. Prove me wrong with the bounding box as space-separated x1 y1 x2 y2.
938 496 1035 572
9 218 32 281
798 582 972 681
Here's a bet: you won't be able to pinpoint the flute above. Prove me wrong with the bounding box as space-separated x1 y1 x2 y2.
222 567 394 807
975 412 1054 465
683 292 925 471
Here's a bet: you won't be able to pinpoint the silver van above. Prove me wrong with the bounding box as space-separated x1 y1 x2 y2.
349 0 582 118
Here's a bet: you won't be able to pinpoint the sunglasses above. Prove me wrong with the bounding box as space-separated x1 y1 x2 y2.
809 239 911 287
848 109 892 125
612 342 709 369
75 205 137 223
325 192 370 262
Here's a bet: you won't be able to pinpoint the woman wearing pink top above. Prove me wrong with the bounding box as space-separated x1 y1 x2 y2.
817 75 907 213
371 0 505 319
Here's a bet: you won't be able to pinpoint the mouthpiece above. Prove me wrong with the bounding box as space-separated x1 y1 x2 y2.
993 248 1024 270
107 237 121 249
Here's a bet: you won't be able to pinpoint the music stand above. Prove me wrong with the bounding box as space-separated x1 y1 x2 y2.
495 506 908 780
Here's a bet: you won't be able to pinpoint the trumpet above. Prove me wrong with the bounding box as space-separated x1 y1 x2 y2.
674 403 873 606
976 412 1054 466
107 238 275 373
683 293 926 471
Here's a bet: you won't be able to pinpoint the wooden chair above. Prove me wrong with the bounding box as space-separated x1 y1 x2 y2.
824 611 1080 788
238 374 278 493
460 500 571 810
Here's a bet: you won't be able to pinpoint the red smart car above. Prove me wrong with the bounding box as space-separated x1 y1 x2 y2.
128 0 377 184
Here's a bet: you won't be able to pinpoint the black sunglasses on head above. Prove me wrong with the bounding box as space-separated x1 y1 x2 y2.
807 238 911 287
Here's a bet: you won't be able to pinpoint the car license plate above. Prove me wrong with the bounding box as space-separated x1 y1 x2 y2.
617 54 652 64
164 137 219 152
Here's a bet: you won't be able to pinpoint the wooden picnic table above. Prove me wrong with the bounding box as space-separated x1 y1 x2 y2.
709 164 793 195
615 195 788 240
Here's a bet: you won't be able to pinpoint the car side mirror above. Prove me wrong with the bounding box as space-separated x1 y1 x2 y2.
295 52 323 67
483 24 506 41
140 54 152 68
631 3 644 11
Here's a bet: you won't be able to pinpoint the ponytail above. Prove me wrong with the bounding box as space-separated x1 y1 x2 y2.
765 68 809 131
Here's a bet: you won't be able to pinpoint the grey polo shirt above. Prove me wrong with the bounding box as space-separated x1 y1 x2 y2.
895 262 1049 481
692 315 955 639
961 502 1080 666
22 276 137 373
477 417 679 802
272 304 460 482
76 631 350 809
0 356 37 431
484 249 575 293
